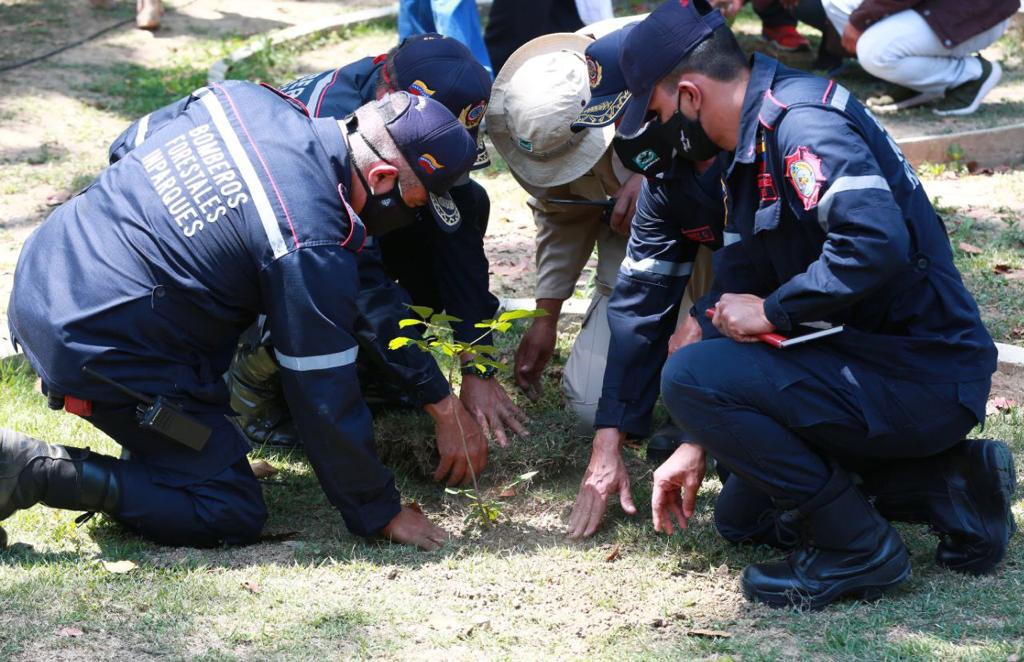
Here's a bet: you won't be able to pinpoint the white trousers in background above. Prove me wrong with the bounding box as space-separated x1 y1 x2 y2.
821 0 1009 93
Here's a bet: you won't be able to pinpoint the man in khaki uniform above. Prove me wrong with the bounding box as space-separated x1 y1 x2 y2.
486 28 712 431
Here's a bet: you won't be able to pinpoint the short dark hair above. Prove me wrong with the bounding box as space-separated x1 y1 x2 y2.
658 26 748 91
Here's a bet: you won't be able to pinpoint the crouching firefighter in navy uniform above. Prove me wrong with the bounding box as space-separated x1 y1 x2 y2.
110 35 528 467
619 0 1016 609
2 85 476 551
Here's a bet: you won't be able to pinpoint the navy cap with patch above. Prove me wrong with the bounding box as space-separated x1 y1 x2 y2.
571 23 638 132
387 33 493 169
618 0 726 138
377 91 477 232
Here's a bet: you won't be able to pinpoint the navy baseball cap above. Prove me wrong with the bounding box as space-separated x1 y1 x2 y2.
618 0 726 138
386 33 493 169
377 91 477 232
571 23 638 132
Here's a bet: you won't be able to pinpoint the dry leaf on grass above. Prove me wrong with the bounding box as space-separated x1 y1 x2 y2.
999 269 1024 281
55 627 84 638
994 264 1013 274
249 460 278 480
498 487 517 498
406 501 424 514
101 560 137 574
605 545 621 563
958 242 984 255
986 397 1017 415
686 628 732 639
45 191 70 206
241 581 261 594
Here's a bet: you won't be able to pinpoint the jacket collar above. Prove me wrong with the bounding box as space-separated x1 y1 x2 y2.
729 53 779 173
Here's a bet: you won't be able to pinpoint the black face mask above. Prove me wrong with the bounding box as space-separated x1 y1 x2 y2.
353 164 418 236
613 120 675 176
663 90 720 163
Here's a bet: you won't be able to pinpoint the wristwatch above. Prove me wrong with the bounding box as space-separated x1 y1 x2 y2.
461 361 498 380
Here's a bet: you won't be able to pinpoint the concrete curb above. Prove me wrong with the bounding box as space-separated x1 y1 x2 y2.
207 1 493 84
898 123 1024 170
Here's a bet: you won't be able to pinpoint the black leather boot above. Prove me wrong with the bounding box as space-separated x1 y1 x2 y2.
0 428 121 548
740 468 911 610
863 439 1017 575
228 343 302 450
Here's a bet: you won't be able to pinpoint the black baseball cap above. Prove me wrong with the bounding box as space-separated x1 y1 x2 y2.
386 33 493 169
376 91 477 232
571 23 638 132
618 0 726 138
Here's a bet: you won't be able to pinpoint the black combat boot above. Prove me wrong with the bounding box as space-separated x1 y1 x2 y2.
228 343 302 450
0 428 121 548
740 468 911 610
864 439 1017 575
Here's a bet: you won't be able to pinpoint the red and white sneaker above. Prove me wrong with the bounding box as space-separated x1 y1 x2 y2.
762 24 811 53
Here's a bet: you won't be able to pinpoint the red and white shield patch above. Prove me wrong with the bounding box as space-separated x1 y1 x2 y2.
784 146 826 211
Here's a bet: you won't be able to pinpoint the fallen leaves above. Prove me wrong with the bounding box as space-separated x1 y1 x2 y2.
241 580 261 594
249 460 278 479
958 242 984 255
986 397 1017 415
498 487 517 498
101 560 137 574
605 545 621 563
55 627 84 638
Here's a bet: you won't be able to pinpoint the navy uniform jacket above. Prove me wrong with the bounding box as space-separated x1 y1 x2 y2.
11 81 400 536
595 159 726 437
110 59 496 407
696 54 996 422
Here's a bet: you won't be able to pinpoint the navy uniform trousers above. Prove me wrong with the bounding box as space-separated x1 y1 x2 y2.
661 339 987 527
83 403 266 547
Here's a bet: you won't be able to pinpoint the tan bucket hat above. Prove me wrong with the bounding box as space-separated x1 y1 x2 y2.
485 32 615 188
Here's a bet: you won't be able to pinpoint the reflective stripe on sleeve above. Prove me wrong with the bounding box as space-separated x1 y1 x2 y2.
723 231 741 246
275 346 359 372
817 175 891 230
620 255 693 277
830 85 850 112
197 89 289 258
134 113 151 148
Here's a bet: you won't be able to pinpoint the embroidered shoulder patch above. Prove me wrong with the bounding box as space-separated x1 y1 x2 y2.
783 146 826 211
681 225 716 243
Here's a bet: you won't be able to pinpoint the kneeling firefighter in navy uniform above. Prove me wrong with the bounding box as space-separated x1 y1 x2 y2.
110 34 527 476
2 84 476 551
619 1 1016 609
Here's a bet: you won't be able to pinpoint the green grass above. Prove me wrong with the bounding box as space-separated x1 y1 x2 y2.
2 316 1023 660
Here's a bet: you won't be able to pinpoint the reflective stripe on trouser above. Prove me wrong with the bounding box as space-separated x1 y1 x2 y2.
564 245 715 430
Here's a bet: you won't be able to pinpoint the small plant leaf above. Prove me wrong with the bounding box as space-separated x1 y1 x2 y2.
405 304 434 319
398 319 426 329
518 471 539 482
388 337 414 350
430 313 463 324
498 308 549 322
474 344 499 357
